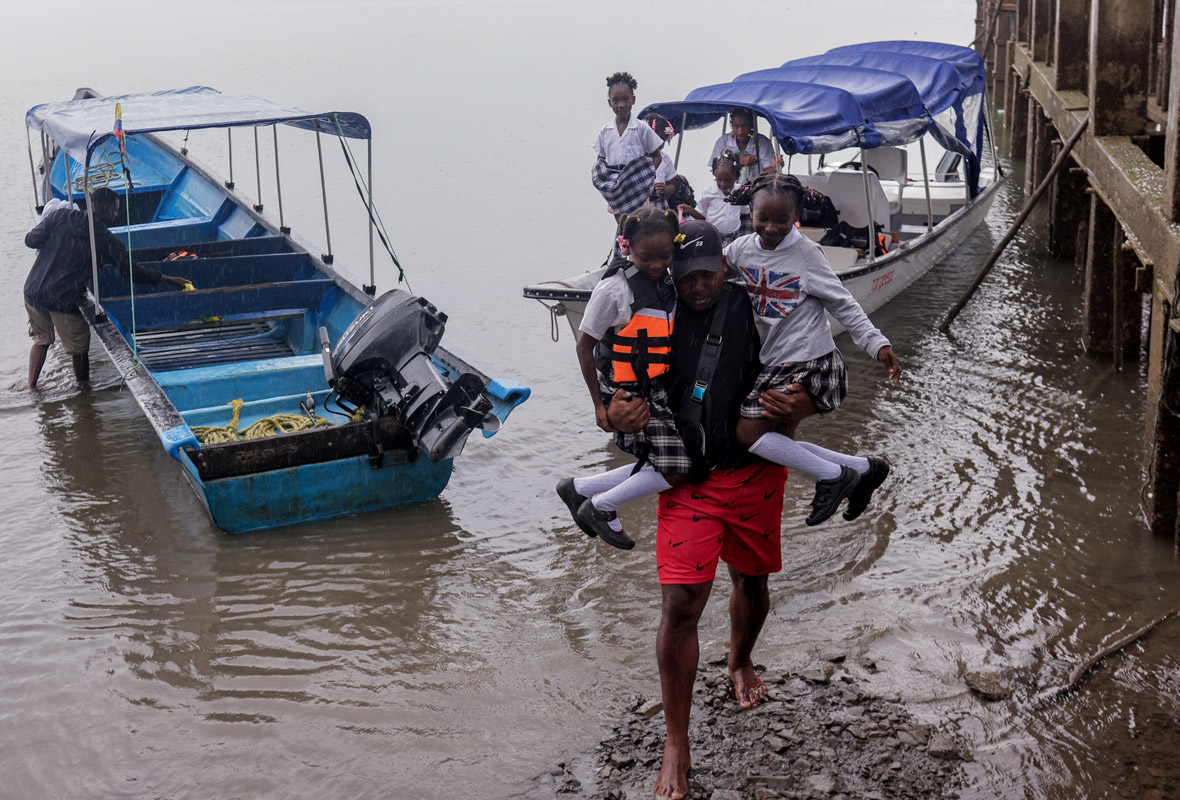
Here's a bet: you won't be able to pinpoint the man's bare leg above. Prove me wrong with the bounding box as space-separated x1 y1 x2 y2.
727 565 770 709
655 582 712 799
71 353 90 386
28 344 49 391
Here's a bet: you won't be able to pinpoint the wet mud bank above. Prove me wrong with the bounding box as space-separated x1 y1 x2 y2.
531 657 969 800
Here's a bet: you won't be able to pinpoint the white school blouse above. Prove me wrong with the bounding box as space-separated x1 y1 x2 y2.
595 116 664 166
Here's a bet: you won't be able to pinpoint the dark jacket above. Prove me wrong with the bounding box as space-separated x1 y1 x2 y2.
666 282 762 480
24 208 163 314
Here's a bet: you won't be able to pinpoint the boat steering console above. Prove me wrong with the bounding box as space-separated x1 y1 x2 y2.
319 291 497 464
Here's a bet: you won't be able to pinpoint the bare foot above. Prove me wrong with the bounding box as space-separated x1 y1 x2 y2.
653 739 691 799
729 663 768 709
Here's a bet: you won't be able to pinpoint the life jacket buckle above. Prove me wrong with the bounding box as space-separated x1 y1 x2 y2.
691 380 708 403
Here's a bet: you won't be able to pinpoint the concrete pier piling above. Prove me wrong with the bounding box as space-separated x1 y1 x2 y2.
979 0 1180 546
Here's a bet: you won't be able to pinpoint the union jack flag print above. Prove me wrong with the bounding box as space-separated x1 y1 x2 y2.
739 267 801 318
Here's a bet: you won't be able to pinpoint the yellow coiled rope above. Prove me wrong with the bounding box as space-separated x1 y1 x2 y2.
191 398 337 445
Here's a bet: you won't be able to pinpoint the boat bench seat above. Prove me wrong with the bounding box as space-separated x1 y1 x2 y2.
103 279 337 333
130 234 291 262
158 353 327 413
101 252 316 298
109 217 218 250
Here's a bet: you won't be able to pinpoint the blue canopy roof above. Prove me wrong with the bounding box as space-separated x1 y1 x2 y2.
26 86 372 165
641 80 869 155
734 65 926 122
782 52 965 115
826 41 985 94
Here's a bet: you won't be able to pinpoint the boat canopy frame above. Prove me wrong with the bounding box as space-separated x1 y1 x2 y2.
24 86 378 320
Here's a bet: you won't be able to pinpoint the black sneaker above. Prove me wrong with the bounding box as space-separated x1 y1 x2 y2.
556 478 596 538
576 499 636 550
843 457 890 521
805 465 860 526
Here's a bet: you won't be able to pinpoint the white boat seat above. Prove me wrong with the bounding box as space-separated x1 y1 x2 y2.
799 226 825 242
821 246 859 270
861 147 907 182
806 169 891 231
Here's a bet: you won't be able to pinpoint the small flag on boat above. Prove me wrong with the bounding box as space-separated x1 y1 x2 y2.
113 103 126 152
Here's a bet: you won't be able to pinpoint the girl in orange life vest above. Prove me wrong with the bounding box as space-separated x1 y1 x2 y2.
724 174 902 526
557 207 691 550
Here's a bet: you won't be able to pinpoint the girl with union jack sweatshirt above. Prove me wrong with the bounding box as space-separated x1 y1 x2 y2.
724 174 902 526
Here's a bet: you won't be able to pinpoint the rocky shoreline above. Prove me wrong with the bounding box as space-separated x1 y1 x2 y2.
529 656 970 800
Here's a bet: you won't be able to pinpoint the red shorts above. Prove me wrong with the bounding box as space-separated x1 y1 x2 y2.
656 461 787 584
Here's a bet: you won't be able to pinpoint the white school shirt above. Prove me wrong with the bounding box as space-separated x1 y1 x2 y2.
695 183 740 236
654 146 677 182
708 132 776 184
724 229 890 366
595 116 665 166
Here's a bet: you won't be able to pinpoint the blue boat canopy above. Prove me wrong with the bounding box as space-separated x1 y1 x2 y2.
782 52 964 116
733 64 930 148
26 86 372 166
641 40 989 195
826 41 986 94
642 80 870 155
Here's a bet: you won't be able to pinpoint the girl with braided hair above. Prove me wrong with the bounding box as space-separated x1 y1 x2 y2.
557 207 691 550
643 113 679 210
678 148 742 244
592 72 665 218
724 173 902 525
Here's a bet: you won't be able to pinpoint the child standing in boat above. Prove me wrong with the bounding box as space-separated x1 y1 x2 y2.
708 108 782 185
593 72 665 218
557 208 696 550
725 174 901 525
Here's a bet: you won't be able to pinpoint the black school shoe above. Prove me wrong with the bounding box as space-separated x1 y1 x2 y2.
576 499 636 550
556 478 597 538
805 465 861 526
843 457 890 521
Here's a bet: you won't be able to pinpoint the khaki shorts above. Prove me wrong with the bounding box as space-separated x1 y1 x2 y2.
26 302 91 355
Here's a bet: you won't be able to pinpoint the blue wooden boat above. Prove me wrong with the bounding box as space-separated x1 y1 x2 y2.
25 87 529 532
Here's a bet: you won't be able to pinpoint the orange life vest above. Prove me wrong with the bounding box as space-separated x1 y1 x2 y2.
595 263 676 389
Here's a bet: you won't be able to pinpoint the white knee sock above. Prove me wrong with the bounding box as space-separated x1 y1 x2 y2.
795 441 870 474
748 433 842 480
573 464 638 498
591 464 673 513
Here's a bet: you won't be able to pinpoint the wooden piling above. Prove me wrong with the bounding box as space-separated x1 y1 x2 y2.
1082 192 1117 355
1048 161 1088 259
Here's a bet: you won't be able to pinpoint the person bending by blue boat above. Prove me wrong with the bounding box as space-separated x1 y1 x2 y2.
592 71 665 219
23 186 189 390
599 222 815 799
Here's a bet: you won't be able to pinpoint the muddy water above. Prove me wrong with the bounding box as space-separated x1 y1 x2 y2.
1 2 1178 798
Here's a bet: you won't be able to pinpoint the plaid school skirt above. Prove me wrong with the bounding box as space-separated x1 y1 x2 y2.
740 349 848 418
592 157 657 216
601 378 693 475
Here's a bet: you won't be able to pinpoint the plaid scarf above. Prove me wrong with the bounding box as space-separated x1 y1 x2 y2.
592 156 657 215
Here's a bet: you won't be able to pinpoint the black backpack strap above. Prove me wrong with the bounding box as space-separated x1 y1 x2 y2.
676 291 729 460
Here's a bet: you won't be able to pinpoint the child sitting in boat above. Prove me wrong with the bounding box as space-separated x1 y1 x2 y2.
593 72 665 219
678 149 742 244
724 174 901 525
557 207 693 550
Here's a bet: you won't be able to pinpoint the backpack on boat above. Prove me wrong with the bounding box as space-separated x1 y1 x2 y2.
798 188 839 229
819 221 887 257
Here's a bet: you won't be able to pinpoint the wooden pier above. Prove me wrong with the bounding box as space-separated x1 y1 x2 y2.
977 0 1180 546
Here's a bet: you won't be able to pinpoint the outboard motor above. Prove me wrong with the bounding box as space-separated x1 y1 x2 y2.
320 290 496 463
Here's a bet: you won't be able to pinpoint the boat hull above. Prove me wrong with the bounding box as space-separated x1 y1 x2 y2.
524 177 1004 339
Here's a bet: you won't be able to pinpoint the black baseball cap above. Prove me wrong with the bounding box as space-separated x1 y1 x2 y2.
672 219 724 280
